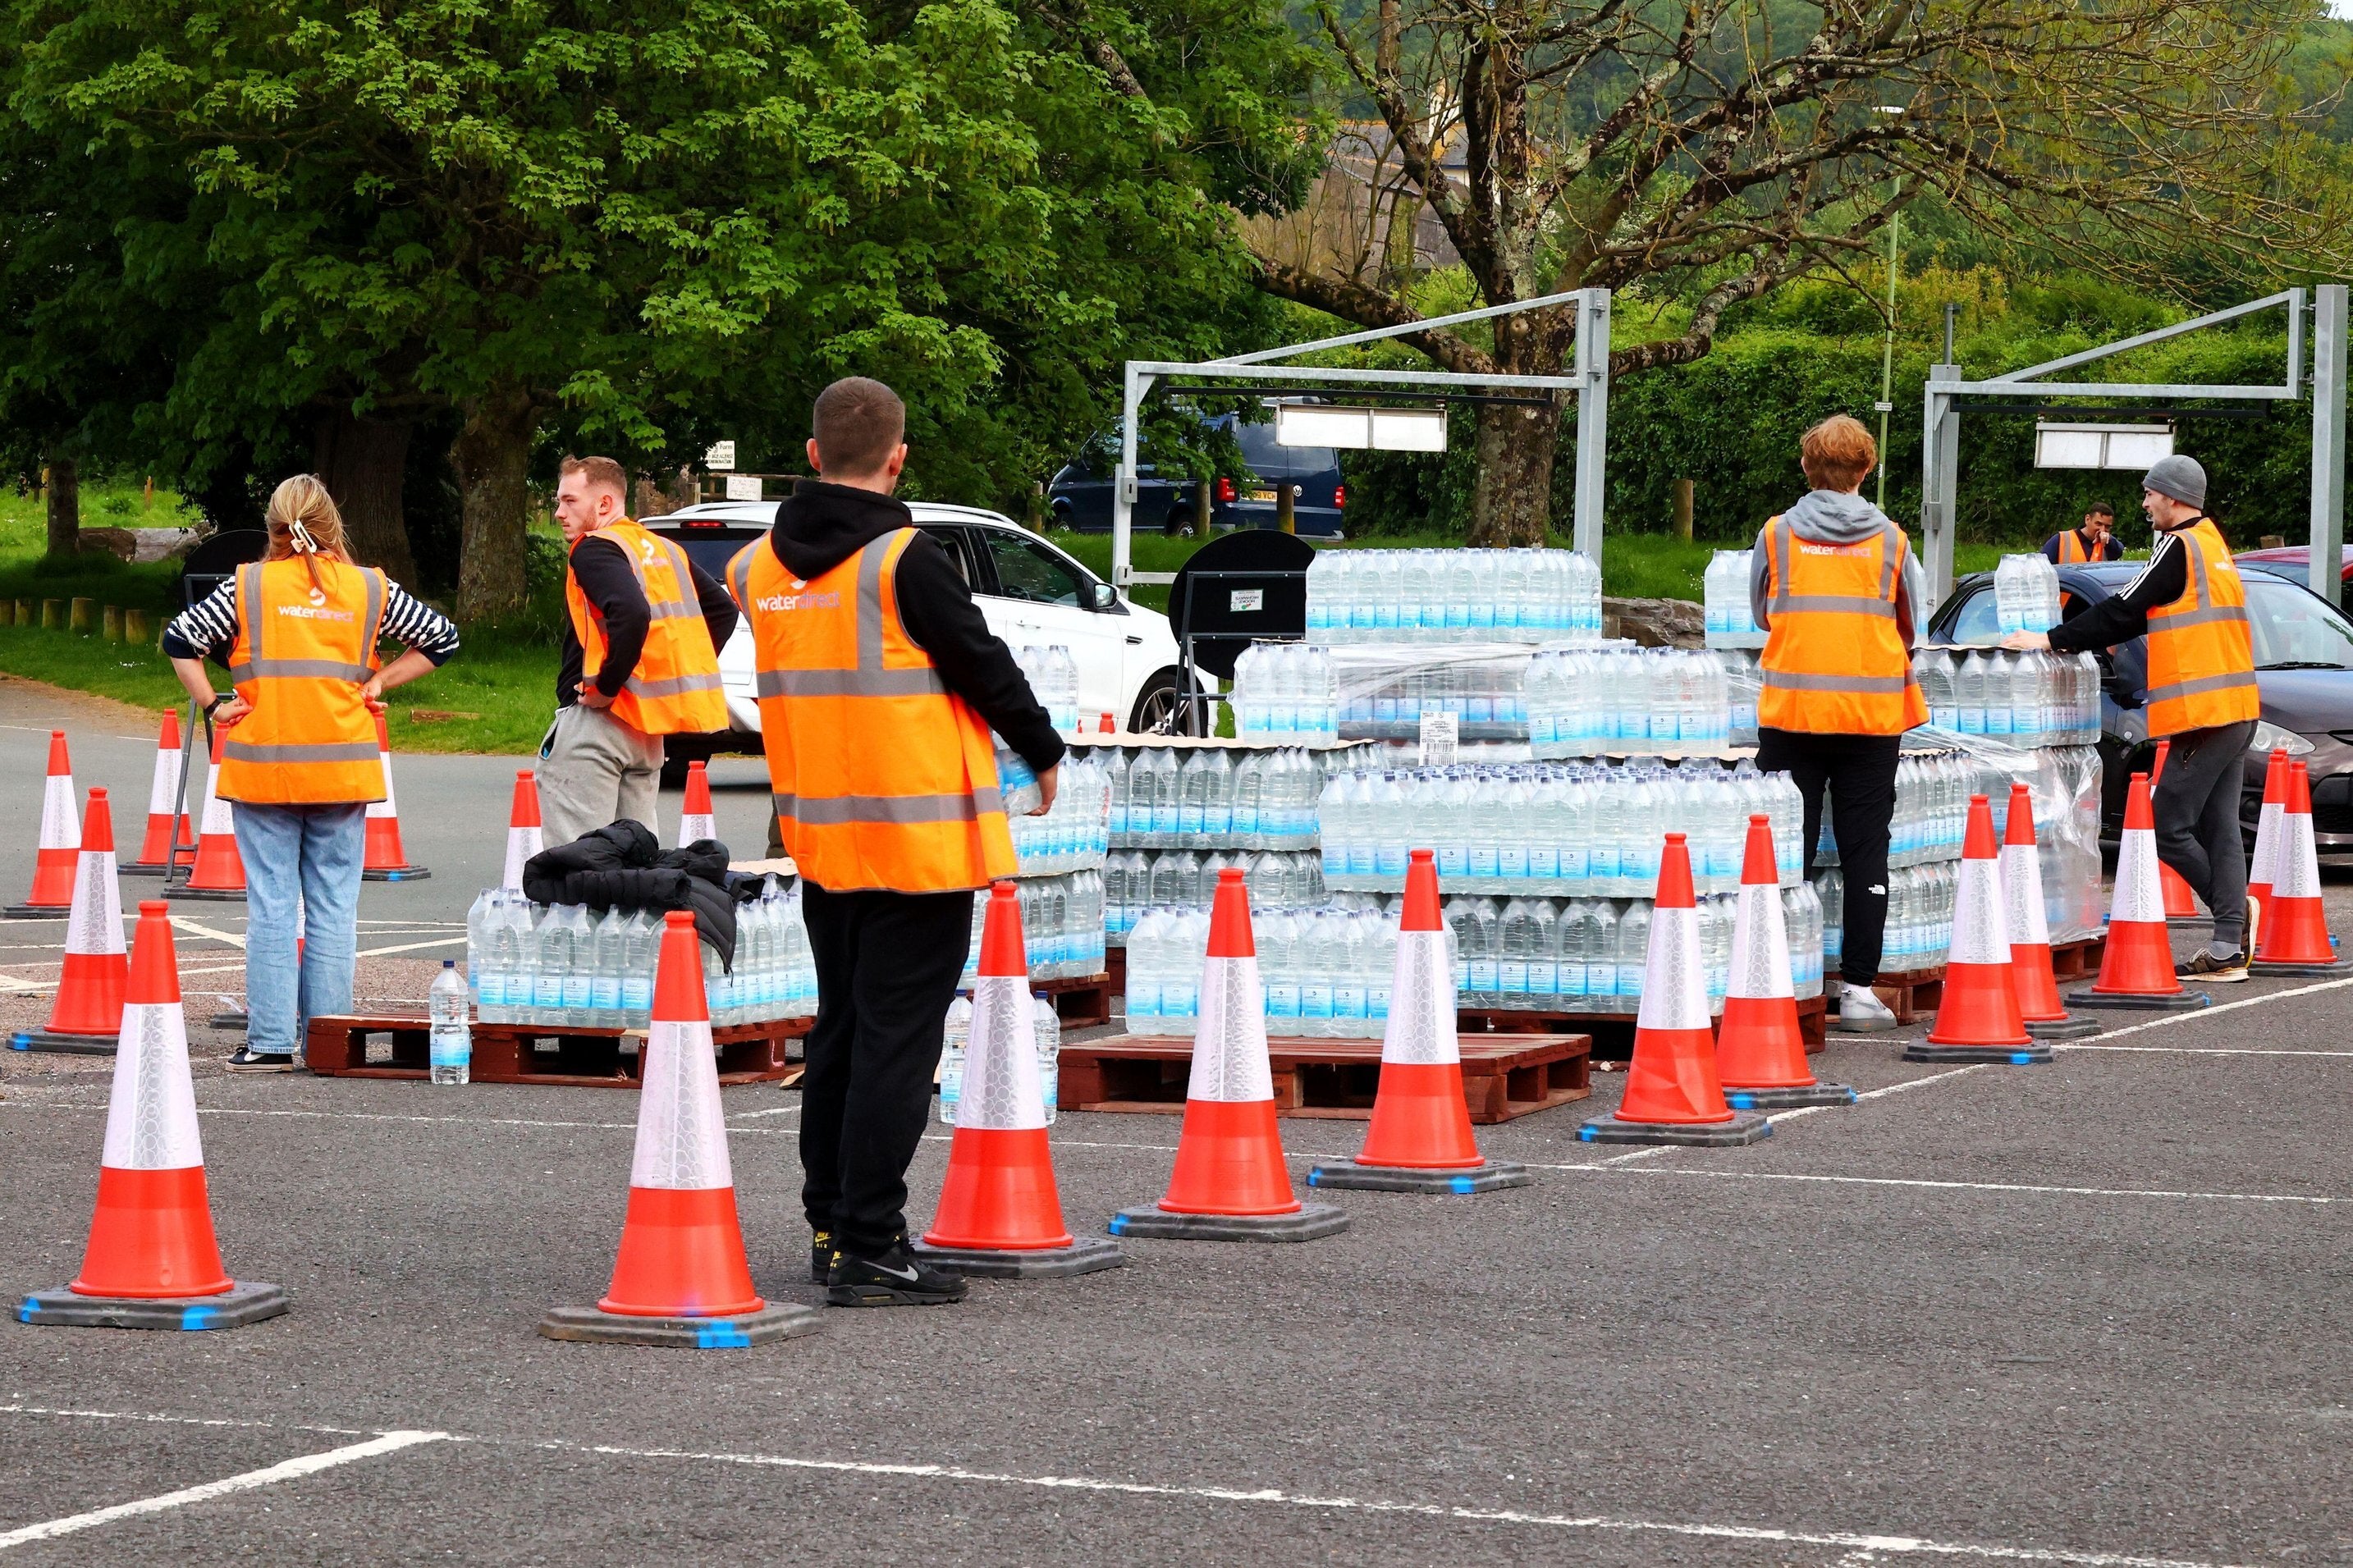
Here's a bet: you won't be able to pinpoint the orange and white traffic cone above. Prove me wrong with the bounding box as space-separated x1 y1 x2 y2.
125 709 197 876
1113 868 1349 1240
169 728 246 900
16 900 287 1329
1714 816 1854 1109
2075 772 2207 1011
2150 740 2206 925
2251 760 2346 974
361 711 430 880
503 770 545 892
1910 794 2047 1064
12 788 129 1054
539 909 817 1346
676 761 716 848
915 882 1126 1274
1582 832 1771 1145
2244 745 2290 951
5 730 79 918
2001 783 2099 1040
1309 848 1534 1192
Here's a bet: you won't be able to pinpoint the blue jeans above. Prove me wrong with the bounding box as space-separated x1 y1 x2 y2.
231 802 367 1058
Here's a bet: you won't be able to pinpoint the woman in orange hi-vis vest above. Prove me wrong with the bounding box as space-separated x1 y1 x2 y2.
165 477 457 1069
2007 455 2260 981
1749 414 1928 1034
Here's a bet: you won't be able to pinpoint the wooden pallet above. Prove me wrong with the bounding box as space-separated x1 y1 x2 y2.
1060 1032 1591 1123
1039 971 1114 1029
1865 968 1943 1026
305 1011 808 1088
1460 992 1829 1057
2048 934 2106 983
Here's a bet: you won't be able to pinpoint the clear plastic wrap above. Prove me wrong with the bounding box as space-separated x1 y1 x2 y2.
1327 642 1545 741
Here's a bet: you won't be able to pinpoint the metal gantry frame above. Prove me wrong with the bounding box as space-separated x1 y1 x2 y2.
1920 286 2348 609
1111 288 1613 587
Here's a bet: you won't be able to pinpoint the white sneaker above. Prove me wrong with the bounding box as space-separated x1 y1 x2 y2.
1835 987 1901 1033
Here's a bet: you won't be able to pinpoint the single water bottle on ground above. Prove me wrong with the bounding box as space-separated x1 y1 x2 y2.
429 959 471 1086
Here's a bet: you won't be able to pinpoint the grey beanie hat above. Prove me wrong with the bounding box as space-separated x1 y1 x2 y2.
2142 453 2207 510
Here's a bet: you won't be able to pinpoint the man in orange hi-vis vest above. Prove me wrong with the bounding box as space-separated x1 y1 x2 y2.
1749 414 1928 1034
2042 501 2125 565
2007 455 2260 981
540 455 738 848
731 377 1064 1308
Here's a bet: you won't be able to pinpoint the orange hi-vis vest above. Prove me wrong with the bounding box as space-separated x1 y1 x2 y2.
2144 518 2259 738
564 519 727 736
1758 514 1928 737
2055 529 2091 565
730 528 1015 893
219 558 388 805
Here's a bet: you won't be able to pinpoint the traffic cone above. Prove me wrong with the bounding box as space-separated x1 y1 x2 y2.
125 709 196 875
1714 816 1854 1109
2074 772 2207 1011
1111 869 1349 1240
676 761 716 848
361 711 430 880
915 882 1126 1274
2001 783 2099 1040
169 728 246 900
2251 760 2347 974
1909 794 2047 1063
16 902 288 1329
503 770 544 892
539 909 818 1346
11 788 129 1054
4 730 79 917
1582 833 1770 1145
1309 849 1534 1191
2245 745 2290 952
2150 740 2206 925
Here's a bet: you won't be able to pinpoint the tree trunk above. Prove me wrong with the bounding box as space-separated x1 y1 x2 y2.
313 408 418 583
451 380 538 624
42 454 77 561
1467 400 1559 546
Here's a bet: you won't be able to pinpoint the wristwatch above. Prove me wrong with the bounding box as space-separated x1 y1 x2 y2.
204 694 230 716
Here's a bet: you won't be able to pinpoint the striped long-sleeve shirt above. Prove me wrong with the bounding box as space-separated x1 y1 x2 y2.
162 571 460 667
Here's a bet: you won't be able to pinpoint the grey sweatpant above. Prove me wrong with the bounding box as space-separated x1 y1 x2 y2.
2153 719 2256 949
538 702 662 848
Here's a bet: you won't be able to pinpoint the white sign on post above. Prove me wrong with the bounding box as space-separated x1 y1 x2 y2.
1418 711 1458 766
704 441 738 472
725 475 763 501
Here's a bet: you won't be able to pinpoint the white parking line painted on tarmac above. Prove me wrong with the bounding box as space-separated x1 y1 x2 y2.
355 935 467 958
167 917 245 949
0 1430 445 1552
1522 1164 2345 1206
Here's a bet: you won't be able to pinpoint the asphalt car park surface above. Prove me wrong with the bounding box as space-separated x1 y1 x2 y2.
0 682 2349 1565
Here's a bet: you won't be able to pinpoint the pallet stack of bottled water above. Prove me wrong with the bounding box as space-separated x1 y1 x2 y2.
1810 752 1978 871
1812 864 1954 976
1229 645 1339 741
1305 547 1605 642
1009 751 1110 875
1106 847 1326 939
1124 897 1393 1038
1447 888 1825 1013
1912 648 2100 746
957 871 1104 986
991 643 1084 816
1525 647 1737 754
1317 759 1808 895
465 880 817 1030
1108 745 1326 851
1701 550 1767 648
939 993 1060 1125
1331 647 1534 740
1993 552 2062 633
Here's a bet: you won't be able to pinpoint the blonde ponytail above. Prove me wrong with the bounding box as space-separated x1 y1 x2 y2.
263 474 354 594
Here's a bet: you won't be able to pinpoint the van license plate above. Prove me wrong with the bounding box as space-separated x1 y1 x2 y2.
1247 487 1278 503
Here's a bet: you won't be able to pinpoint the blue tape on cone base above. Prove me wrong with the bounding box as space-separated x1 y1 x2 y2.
1107 1215 1130 1236
1449 1176 1476 1194
1577 1126 1597 1141
2010 1052 2034 1065
8 1035 28 1051
180 1306 215 1331
16 1302 34 1323
1727 1093 1756 1110
695 1323 751 1349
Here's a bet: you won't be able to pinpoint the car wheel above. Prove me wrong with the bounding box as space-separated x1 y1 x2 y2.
1128 668 1203 737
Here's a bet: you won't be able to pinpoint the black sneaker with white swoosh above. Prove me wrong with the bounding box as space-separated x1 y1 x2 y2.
826 1241 969 1307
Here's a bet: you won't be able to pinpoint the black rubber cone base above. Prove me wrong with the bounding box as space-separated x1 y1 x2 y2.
1904 1040 2053 1064
1724 1082 1856 1110
2025 1014 2105 1040
119 862 191 880
1108 1203 1350 1241
538 1301 821 1348
362 866 431 882
18 1281 286 1331
1307 1159 1532 1194
164 886 246 902
0 904 68 921
1578 1110 1772 1146
209 1010 248 1031
2069 986 2209 1012
911 1236 1126 1278
8 1029 117 1055
2249 956 2352 977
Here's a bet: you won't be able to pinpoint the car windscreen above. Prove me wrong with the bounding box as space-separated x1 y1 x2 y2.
2246 578 2353 670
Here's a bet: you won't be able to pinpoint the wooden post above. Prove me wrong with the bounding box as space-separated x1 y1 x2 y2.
1194 478 1212 539
40 599 63 630
1026 481 1046 533
69 597 94 634
16 600 34 628
143 476 154 510
1276 482 1296 535
126 608 151 647
0 600 15 627
1673 478 1694 541
102 605 122 642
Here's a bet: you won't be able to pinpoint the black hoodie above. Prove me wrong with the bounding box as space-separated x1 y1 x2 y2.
768 478 1066 776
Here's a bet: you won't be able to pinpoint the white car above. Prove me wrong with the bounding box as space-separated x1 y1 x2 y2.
645 501 1190 776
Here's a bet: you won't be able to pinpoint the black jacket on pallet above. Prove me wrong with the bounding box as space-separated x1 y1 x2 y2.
522 821 742 969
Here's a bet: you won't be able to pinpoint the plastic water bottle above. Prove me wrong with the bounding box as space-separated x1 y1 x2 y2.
1033 994 1060 1123
428 960 471 1086
939 995 972 1125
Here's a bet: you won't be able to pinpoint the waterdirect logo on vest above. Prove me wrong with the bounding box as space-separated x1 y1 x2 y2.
276 586 355 623
1796 541 1870 558
756 578 840 613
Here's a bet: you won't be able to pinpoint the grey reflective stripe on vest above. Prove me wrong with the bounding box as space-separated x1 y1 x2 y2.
2150 603 2250 633
756 667 947 698
728 545 754 611
233 656 377 682
2145 669 2260 705
774 784 1005 826
222 739 384 764
1769 594 1896 619
1760 670 1915 694
643 598 699 621
857 533 898 671
229 562 382 685
625 671 726 700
